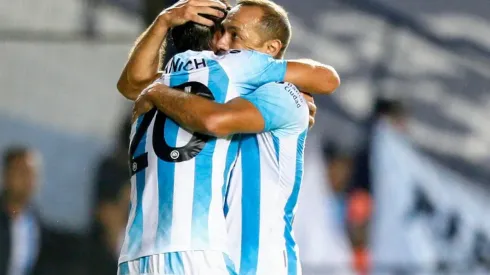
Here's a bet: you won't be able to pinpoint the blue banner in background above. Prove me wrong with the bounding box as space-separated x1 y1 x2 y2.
370 121 490 274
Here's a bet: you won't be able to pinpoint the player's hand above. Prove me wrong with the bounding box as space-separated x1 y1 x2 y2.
302 92 317 129
159 0 227 28
132 89 155 123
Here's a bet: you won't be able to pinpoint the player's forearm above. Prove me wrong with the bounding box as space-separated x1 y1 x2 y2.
117 15 169 100
146 85 231 137
286 59 340 94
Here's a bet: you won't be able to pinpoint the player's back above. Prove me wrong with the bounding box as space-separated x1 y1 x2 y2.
119 50 289 264
224 82 309 275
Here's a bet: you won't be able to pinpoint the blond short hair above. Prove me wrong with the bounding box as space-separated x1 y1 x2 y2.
237 0 292 57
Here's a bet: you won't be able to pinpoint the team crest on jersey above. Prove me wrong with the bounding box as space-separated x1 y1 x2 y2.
170 150 180 160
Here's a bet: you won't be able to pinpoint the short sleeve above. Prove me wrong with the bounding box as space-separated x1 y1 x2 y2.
218 50 287 88
242 82 309 136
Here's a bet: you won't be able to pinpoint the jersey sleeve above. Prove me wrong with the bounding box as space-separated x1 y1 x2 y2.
219 50 287 88
242 82 309 136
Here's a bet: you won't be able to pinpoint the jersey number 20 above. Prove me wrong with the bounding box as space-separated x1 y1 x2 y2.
129 82 215 175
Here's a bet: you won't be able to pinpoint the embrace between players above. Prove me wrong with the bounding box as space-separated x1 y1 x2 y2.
116 0 340 274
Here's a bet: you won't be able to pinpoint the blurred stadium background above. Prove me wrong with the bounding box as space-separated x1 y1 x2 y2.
1 0 490 274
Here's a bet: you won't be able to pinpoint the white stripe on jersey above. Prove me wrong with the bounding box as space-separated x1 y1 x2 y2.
225 151 243 271
277 135 303 275
256 133 289 273
142 114 158 250
168 68 208 248
209 137 232 248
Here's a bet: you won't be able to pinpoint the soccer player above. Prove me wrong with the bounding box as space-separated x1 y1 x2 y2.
117 1 339 275
132 1 335 275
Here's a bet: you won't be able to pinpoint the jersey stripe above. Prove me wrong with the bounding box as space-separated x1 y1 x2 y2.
142 116 158 252
191 139 216 246
170 70 205 248
223 135 241 201
208 64 234 250
207 60 228 103
284 130 307 275
127 116 147 255
272 135 280 162
156 73 189 247
239 136 261 274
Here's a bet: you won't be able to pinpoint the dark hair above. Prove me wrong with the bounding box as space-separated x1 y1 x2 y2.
374 98 406 118
321 141 353 162
171 6 229 53
2 146 30 172
118 112 132 150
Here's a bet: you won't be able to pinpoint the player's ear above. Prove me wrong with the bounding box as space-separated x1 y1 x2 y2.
264 39 282 58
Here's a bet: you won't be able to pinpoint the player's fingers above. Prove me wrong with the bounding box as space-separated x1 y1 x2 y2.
190 14 215 26
308 116 315 129
131 109 139 124
307 101 317 116
191 0 227 9
195 6 225 19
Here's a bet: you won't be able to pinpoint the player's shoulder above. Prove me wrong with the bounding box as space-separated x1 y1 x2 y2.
261 82 306 106
218 49 274 63
259 81 297 90
172 50 215 59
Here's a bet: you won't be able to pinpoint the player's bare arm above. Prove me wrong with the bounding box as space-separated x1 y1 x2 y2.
132 83 263 137
133 83 317 137
285 59 340 95
116 0 226 100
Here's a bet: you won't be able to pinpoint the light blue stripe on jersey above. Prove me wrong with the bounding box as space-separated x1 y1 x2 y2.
239 135 261 274
119 262 129 275
164 253 185 274
284 130 307 275
191 62 229 246
128 116 147 255
156 73 189 247
272 134 280 162
206 60 228 103
139 256 149 273
223 253 238 275
191 139 216 246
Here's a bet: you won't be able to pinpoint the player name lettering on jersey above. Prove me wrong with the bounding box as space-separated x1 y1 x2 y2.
284 83 304 108
163 57 207 74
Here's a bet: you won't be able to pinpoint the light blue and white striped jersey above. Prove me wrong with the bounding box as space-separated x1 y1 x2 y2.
224 82 309 275
119 50 288 264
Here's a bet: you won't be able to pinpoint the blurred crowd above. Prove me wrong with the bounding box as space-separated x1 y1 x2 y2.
0 116 132 275
294 98 407 275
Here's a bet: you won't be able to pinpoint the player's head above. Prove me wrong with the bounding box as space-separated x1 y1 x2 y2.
2 146 40 204
171 0 231 53
215 0 291 59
